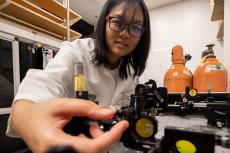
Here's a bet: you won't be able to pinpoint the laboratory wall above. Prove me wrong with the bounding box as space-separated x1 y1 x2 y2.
224 0 230 86
140 0 225 87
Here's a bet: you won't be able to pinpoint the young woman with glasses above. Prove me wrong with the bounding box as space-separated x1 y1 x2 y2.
7 0 151 152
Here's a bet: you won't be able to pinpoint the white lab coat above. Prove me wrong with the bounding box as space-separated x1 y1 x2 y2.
6 38 135 137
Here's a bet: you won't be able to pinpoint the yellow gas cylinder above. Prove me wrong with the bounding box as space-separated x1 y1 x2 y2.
164 45 193 92
193 44 228 92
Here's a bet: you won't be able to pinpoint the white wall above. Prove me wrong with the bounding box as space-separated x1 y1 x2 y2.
140 0 224 87
0 19 62 47
224 0 230 89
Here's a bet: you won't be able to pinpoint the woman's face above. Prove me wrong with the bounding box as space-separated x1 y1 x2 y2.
105 2 144 64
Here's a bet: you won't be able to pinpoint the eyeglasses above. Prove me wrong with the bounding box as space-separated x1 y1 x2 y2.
106 16 145 37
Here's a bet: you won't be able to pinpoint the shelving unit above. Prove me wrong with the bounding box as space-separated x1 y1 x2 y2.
31 0 81 26
0 0 5 5
0 0 81 40
217 20 224 39
210 0 224 40
13 0 64 23
210 0 224 21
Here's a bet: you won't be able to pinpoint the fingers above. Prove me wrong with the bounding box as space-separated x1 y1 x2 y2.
89 123 103 138
51 98 116 120
92 120 129 151
56 120 129 153
43 98 129 152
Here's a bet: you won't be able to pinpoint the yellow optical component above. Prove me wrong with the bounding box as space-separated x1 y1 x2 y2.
135 118 154 138
35 43 42 48
176 140 196 153
139 87 145 93
189 89 197 97
75 74 85 91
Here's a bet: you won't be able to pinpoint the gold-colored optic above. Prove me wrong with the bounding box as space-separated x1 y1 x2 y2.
135 118 154 138
176 140 196 153
189 89 197 97
75 74 85 91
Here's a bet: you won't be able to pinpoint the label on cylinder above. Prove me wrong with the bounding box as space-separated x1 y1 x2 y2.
206 64 224 71
183 69 192 76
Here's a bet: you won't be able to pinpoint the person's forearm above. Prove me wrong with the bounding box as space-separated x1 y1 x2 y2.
11 100 35 140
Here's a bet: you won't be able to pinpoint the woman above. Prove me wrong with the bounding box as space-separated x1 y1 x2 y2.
7 0 150 152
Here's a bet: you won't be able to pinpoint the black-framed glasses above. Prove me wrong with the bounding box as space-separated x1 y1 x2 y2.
107 16 145 37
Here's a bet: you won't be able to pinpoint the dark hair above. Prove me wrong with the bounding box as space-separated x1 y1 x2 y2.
92 0 150 80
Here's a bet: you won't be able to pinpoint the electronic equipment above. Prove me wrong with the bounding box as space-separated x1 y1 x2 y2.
165 87 230 128
49 79 230 153
65 78 161 152
161 126 215 153
107 94 158 152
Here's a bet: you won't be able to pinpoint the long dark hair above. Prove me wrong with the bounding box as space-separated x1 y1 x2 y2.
92 0 150 80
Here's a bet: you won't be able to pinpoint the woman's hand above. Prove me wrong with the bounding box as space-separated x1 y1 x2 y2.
11 98 129 153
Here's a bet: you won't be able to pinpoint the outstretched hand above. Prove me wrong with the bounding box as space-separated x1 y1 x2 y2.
11 98 129 153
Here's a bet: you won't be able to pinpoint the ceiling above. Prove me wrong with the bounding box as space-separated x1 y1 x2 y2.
57 0 183 26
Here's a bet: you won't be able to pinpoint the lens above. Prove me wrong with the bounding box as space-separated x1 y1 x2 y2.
176 140 196 153
108 17 144 37
135 118 154 138
189 89 197 97
130 24 143 36
109 17 123 32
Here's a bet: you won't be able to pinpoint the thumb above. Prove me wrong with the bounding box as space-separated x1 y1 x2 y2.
93 120 129 150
